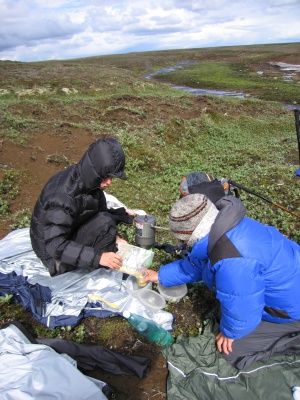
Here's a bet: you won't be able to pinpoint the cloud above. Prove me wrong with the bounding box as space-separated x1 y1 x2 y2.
0 1 84 53
0 0 299 61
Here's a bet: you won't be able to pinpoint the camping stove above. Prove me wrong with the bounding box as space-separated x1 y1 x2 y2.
135 215 156 249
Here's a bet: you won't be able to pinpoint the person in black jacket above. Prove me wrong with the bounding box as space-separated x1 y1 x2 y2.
30 138 130 276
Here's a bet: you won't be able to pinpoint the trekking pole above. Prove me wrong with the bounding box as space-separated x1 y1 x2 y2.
228 179 300 220
294 109 300 176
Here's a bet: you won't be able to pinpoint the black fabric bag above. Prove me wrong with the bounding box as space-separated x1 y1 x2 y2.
37 337 151 379
1 321 151 379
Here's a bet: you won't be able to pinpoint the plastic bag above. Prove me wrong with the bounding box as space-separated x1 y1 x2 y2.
117 243 154 285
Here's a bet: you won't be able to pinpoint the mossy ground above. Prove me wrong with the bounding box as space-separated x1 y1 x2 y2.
0 43 300 399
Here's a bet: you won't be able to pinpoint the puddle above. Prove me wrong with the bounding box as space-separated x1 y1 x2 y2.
282 73 296 81
282 103 300 111
270 62 300 82
272 63 300 107
271 62 300 72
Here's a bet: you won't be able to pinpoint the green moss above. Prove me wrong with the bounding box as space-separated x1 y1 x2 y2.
0 42 299 342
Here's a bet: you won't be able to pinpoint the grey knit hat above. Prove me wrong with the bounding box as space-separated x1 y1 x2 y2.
169 193 219 242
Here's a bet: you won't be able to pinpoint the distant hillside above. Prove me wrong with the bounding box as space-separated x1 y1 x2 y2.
49 42 300 73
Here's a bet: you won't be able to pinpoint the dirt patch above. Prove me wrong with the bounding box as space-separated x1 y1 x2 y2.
80 284 216 399
86 330 169 400
0 284 217 399
0 94 213 239
0 46 299 399
0 92 219 399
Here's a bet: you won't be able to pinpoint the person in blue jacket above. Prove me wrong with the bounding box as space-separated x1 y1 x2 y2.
141 193 300 369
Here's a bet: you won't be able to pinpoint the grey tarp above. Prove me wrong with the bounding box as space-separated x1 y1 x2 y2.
0 228 173 330
0 322 109 400
163 316 300 400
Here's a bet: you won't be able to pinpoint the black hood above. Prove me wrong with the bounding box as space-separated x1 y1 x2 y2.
77 138 127 189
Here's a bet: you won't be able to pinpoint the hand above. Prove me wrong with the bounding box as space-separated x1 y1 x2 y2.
215 332 234 355
140 269 159 284
116 236 127 246
99 252 122 270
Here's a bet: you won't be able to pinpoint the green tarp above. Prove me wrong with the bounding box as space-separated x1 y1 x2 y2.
163 317 300 400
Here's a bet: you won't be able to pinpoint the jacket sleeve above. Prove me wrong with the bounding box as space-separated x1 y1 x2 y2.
43 193 100 269
158 255 204 286
215 257 265 339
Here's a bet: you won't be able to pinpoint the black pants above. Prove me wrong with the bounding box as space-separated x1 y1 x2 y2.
56 212 118 274
71 211 117 254
223 319 300 369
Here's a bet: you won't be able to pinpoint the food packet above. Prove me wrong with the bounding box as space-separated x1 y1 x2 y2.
117 243 154 286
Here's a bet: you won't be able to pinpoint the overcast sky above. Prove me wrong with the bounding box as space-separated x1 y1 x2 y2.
1 0 299 62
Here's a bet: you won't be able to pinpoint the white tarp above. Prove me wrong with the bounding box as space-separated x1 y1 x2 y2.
0 228 173 330
0 323 108 400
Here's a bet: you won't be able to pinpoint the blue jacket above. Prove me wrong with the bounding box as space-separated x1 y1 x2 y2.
159 198 300 340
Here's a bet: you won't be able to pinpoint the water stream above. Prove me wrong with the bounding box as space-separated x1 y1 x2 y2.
170 85 245 98
144 61 300 109
144 62 245 98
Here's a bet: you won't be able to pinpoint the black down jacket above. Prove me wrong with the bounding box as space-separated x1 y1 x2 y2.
30 138 126 276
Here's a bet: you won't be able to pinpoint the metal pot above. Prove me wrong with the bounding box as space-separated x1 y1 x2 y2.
135 215 156 249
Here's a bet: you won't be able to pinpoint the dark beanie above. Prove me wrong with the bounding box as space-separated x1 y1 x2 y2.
169 193 216 241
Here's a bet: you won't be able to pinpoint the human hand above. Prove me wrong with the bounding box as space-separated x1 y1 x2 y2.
116 236 127 246
99 252 122 270
140 269 159 284
215 332 234 355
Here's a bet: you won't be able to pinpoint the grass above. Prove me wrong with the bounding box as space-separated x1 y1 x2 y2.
153 60 300 103
111 96 299 243
0 169 20 216
0 42 300 344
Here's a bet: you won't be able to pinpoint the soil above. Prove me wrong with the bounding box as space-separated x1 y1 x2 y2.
0 93 227 238
0 49 300 399
83 283 217 400
0 93 219 400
